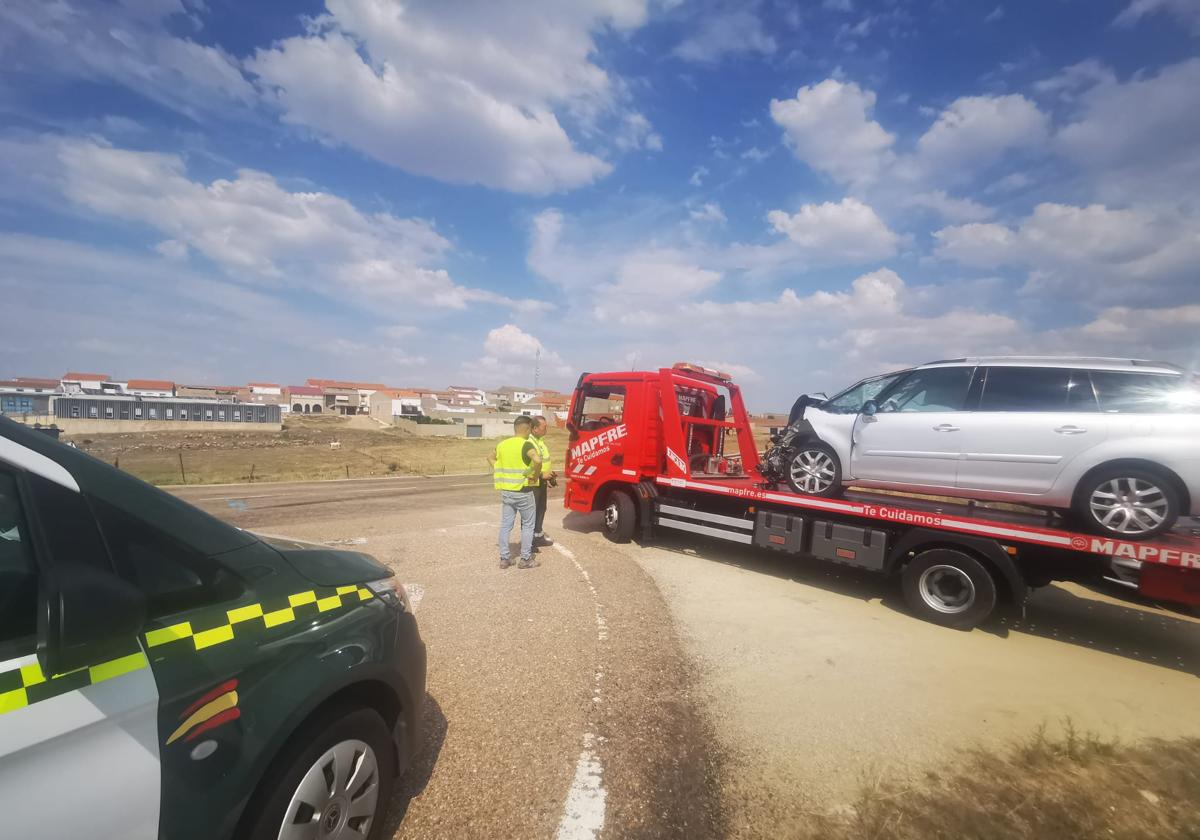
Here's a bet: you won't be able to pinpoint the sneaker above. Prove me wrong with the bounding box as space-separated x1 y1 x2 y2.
499 557 513 569
533 533 555 547
517 557 541 569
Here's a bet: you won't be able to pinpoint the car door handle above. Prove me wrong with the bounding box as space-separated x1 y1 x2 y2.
932 424 959 432
1054 425 1087 435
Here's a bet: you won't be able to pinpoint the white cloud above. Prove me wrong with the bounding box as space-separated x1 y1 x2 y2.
0 0 255 121
766 197 900 262
1033 59 1115 98
44 136 539 312
479 324 570 380
934 202 1200 306
770 79 896 184
614 112 664 152
155 239 189 261
689 202 727 224
689 165 709 186
910 94 1048 180
741 146 772 161
1114 0 1200 34
1054 58 1200 202
984 5 1004 22
249 0 654 194
673 10 777 62
902 190 994 223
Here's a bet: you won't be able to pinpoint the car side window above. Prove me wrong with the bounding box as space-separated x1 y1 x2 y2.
1090 371 1191 414
92 497 240 619
979 367 1073 411
879 367 973 413
0 471 37 650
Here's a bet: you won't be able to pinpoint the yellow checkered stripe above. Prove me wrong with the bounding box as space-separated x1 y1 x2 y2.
144 585 374 652
0 651 148 717
0 584 374 717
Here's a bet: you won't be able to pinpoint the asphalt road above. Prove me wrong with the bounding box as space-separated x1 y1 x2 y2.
174 475 1200 839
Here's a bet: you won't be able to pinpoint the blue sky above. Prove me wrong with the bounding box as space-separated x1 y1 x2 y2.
1 0 1198 409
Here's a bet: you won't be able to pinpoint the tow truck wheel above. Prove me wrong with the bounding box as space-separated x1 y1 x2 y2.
602 490 637 543
785 441 842 497
244 704 396 840
901 549 997 630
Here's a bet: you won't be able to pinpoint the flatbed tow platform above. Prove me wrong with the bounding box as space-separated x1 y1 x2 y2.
564 364 1200 629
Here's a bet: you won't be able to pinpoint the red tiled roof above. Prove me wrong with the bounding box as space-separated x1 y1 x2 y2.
64 372 110 381
126 379 174 390
287 385 324 396
1 377 59 388
247 382 280 388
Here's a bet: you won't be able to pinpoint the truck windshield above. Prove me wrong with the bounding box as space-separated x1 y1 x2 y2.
820 371 908 414
575 384 626 431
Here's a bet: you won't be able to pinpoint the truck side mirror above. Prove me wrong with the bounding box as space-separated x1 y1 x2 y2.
566 420 579 441
39 564 146 676
862 400 878 417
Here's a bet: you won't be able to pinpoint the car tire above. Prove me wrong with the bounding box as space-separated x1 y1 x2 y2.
602 489 637 543
1074 466 1179 540
901 548 998 630
785 441 842 497
243 705 396 840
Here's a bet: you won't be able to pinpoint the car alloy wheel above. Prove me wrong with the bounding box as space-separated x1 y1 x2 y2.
1088 477 1170 536
278 738 380 840
917 564 977 615
789 448 836 494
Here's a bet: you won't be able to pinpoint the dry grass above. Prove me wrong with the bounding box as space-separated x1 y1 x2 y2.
69 415 570 486
801 726 1200 840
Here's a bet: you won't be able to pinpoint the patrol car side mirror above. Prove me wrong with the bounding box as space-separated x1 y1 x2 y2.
39 564 146 676
862 400 878 417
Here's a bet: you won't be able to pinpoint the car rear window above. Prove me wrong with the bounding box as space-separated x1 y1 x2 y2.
1090 371 1194 413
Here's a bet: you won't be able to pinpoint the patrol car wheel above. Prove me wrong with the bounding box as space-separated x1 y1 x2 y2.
244 705 396 840
603 490 637 543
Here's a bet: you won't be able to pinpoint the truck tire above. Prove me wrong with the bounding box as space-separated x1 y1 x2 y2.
785 441 842 497
1073 465 1179 540
243 704 396 840
602 490 637 543
901 548 997 630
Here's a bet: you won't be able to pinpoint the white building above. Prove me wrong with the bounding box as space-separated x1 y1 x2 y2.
248 382 283 396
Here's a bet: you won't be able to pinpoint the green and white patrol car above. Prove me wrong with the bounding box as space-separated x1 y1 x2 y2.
0 417 426 839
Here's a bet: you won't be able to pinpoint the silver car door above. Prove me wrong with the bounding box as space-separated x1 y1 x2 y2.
957 368 1105 496
851 366 973 488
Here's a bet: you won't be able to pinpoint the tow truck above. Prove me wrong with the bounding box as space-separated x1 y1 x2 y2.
563 363 1200 629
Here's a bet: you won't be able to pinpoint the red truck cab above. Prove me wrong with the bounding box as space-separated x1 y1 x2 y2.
564 364 757 526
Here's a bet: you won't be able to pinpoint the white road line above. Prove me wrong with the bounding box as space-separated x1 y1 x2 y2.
556 734 607 840
553 542 607 840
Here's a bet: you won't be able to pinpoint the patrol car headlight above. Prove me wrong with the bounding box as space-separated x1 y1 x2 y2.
366 578 411 612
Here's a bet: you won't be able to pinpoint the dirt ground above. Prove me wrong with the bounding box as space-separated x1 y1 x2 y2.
68 415 570 485
173 476 1200 839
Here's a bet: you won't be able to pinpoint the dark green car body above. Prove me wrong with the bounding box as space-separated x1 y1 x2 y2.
0 417 425 839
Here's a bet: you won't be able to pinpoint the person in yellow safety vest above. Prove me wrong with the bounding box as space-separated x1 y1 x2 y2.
528 416 557 550
494 415 543 569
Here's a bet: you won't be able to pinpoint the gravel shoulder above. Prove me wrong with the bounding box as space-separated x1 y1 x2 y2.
623 531 1200 835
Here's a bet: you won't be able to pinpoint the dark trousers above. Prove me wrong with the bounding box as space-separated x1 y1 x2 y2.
533 482 548 535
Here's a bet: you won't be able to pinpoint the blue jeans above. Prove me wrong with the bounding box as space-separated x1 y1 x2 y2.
498 490 536 561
